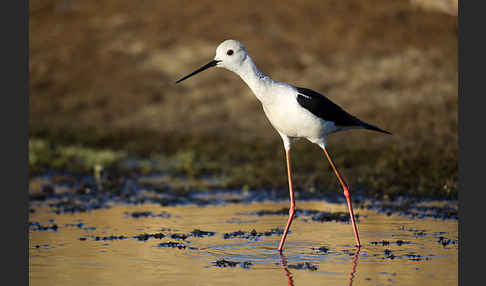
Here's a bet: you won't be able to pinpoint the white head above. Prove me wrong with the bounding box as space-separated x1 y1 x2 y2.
214 40 248 72
176 40 249 83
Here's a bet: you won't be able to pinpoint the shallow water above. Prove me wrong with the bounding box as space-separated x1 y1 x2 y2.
30 201 457 286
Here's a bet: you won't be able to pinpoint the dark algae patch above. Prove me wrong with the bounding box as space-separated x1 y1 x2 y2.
372 249 434 261
395 240 411 246
399 226 428 236
191 229 216 237
65 222 85 228
157 242 193 250
437 236 458 247
223 228 284 240
64 222 96 231
370 240 412 246
29 222 58 232
170 233 189 240
383 249 396 260
405 253 431 261
212 259 253 269
126 211 171 218
134 233 166 241
213 259 238 267
32 244 50 249
311 211 354 223
223 230 246 239
286 262 318 271
134 229 215 242
94 235 128 241
312 246 330 253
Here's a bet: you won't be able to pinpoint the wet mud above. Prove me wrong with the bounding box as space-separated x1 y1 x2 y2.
29 170 457 220
362 201 458 220
250 208 355 223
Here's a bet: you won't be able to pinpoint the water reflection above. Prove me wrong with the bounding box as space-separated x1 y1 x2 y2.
280 248 360 286
279 253 295 286
348 248 360 286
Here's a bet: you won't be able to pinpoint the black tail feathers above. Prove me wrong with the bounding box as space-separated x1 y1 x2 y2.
360 121 392 135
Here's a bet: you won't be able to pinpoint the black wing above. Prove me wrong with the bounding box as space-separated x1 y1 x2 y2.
296 87 391 134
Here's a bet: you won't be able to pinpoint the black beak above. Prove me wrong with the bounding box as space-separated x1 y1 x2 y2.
176 59 220 84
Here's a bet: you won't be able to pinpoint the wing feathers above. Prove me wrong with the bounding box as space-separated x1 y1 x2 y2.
295 87 391 134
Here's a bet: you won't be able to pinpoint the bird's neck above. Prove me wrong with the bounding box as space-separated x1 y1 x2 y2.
235 55 272 101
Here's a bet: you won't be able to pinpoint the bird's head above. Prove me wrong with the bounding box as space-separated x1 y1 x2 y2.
214 40 248 71
176 40 248 84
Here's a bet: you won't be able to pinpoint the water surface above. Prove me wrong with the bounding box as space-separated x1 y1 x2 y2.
30 201 457 285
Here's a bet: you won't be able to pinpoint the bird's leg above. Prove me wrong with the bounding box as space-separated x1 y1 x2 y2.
278 149 296 252
323 147 361 248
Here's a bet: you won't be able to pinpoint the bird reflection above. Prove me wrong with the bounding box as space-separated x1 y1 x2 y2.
279 253 295 286
279 247 360 286
348 248 360 286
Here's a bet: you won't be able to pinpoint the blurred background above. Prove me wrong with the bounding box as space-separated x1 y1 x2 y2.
29 0 458 200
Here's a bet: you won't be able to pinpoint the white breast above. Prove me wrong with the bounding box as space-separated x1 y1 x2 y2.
259 83 338 141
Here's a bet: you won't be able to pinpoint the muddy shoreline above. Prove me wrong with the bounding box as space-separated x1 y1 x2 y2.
29 166 458 220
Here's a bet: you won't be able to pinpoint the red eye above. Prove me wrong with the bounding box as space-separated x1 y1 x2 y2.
227 49 234 56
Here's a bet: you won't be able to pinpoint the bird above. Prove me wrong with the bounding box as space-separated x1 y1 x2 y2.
176 40 391 252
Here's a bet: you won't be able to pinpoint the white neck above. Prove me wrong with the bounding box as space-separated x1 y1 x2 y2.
233 55 272 101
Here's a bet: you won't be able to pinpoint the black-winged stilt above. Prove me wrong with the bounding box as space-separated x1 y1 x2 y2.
176 40 391 252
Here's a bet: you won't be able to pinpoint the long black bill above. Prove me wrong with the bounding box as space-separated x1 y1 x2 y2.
176 59 220 84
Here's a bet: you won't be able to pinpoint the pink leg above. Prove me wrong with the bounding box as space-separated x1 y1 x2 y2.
278 149 296 252
323 147 361 248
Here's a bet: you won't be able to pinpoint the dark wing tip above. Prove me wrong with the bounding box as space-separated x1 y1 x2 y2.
296 86 392 135
360 121 392 135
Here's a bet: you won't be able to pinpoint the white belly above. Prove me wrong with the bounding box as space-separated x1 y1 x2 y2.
261 93 337 140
